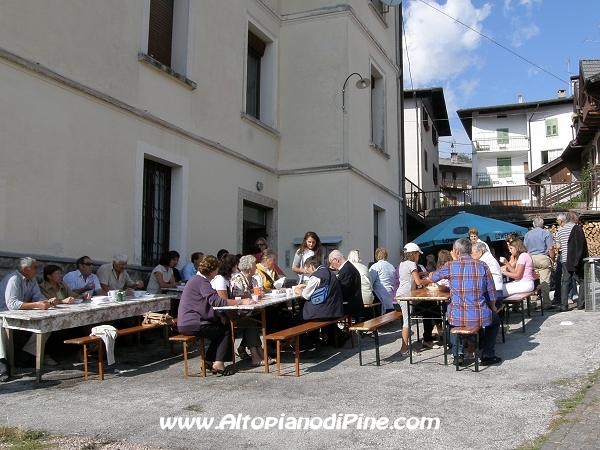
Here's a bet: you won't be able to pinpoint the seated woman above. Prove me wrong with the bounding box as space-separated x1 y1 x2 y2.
347 250 374 305
177 256 255 376
396 243 431 354
38 265 86 366
369 247 396 313
212 255 275 367
255 249 284 292
147 252 180 294
501 237 536 296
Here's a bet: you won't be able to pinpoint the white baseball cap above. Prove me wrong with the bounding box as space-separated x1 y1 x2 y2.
404 243 423 254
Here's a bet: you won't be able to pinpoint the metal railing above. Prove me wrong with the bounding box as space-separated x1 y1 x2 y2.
406 179 600 216
475 170 529 187
474 136 529 152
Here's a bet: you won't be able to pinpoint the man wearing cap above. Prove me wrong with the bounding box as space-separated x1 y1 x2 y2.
430 238 501 366
523 217 554 310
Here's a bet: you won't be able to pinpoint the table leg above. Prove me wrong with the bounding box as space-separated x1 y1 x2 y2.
261 309 269 374
35 332 50 383
441 307 448 366
408 301 413 364
4 326 14 377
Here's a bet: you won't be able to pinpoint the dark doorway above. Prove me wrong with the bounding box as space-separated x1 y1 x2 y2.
243 202 268 254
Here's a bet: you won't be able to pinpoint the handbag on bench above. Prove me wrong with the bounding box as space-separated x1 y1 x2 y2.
142 312 174 326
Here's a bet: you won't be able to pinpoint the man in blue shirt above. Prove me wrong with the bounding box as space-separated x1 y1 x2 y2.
524 217 555 310
181 252 204 282
0 257 55 381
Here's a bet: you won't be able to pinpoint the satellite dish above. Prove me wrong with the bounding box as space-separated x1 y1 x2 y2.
380 0 402 6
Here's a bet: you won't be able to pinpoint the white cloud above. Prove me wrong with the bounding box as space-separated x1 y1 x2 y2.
402 0 492 87
509 21 540 47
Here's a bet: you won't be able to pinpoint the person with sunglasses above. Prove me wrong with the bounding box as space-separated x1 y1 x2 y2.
63 255 106 297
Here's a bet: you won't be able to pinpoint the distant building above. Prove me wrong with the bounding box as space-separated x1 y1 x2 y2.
457 94 573 206
439 153 472 206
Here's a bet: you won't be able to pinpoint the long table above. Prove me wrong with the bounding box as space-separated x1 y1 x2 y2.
395 288 450 365
214 293 299 374
0 295 171 382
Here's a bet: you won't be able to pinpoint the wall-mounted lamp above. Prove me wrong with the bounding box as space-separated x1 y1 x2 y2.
256 181 263 191
342 72 370 114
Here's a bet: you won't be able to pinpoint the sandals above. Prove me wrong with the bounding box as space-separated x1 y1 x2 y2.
251 358 276 367
236 346 251 360
211 367 235 377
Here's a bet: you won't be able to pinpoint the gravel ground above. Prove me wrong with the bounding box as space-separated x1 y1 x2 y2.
1 302 599 450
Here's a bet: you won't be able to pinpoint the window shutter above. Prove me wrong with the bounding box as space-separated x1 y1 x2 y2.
148 0 174 67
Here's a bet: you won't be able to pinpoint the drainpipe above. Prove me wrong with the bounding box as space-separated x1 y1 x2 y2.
528 104 540 203
396 5 407 244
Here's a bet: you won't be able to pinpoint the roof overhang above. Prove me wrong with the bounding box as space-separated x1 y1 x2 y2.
404 87 451 136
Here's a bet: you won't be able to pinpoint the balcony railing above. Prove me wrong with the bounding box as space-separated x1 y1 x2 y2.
475 170 529 187
439 178 471 189
474 136 529 152
405 179 599 216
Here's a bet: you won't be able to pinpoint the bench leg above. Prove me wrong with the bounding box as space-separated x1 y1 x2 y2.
182 341 190 376
474 333 479 373
275 341 281 376
82 344 90 380
97 342 104 381
200 338 206 377
357 332 363 366
294 337 300 377
521 301 526 333
374 330 381 366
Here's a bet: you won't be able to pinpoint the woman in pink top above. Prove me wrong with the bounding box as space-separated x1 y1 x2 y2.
501 237 536 296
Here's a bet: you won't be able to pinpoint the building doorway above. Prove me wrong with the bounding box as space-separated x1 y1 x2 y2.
243 202 267 254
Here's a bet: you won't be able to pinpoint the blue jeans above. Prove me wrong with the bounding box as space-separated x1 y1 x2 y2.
449 311 500 359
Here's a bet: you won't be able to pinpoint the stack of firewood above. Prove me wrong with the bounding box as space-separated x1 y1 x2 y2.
547 222 600 257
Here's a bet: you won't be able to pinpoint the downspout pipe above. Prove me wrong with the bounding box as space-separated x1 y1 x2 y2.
396 4 407 244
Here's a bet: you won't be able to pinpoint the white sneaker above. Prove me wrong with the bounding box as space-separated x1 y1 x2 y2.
44 355 58 366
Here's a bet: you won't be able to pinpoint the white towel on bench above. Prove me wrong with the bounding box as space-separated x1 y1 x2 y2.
91 325 118 365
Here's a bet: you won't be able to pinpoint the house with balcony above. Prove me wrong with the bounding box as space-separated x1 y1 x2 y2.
403 87 451 223
439 153 472 206
457 93 573 206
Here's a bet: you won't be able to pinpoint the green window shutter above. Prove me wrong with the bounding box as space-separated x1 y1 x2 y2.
497 128 509 145
545 118 558 137
497 157 512 178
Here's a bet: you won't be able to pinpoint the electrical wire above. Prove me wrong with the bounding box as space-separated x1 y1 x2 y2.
415 0 569 86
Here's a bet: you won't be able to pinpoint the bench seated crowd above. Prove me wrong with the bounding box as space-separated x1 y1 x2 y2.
1 213 582 382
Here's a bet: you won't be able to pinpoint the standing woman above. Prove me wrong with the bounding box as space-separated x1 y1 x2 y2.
147 252 180 294
369 247 396 313
395 243 431 354
292 231 323 284
177 256 254 376
501 237 536 296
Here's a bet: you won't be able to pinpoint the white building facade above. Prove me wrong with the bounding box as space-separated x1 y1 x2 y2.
0 1 404 276
457 95 573 205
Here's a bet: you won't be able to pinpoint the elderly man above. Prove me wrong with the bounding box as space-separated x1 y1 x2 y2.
524 217 555 310
328 249 363 324
63 256 106 297
430 238 501 366
181 252 204 282
96 253 143 295
471 241 504 307
0 258 56 381
565 212 589 310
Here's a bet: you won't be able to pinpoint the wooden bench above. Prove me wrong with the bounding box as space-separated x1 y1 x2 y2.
361 301 382 320
500 286 541 335
348 311 403 366
265 316 353 376
449 326 481 372
169 334 207 377
64 322 171 381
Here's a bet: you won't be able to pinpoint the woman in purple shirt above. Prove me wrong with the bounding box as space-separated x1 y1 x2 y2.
177 255 254 376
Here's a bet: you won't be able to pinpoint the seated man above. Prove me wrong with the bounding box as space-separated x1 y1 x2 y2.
430 238 502 366
63 255 106 297
293 255 344 350
0 257 56 381
181 252 204 282
328 250 363 324
96 253 143 294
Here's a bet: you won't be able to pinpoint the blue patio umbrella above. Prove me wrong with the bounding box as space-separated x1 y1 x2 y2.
414 212 528 249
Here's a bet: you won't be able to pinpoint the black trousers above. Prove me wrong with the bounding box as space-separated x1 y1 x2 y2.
181 323 231 362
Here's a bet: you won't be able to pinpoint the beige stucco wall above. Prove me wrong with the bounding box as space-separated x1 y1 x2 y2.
0 1 403 273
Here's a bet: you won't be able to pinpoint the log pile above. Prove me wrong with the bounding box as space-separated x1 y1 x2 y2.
547 221 600 257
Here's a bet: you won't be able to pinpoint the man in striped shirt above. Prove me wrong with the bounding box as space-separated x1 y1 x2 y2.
430 238 501 366
556 213 575 311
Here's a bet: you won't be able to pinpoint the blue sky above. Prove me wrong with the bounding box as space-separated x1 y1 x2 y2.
402 0 600 158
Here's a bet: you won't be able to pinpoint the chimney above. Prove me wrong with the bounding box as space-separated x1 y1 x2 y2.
451 152 458 163
518 94 523 103
558 89 566 98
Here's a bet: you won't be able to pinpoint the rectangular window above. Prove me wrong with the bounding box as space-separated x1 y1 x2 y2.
246 31 266 120
142 159 172 266
370 66 385 151
148 0 174 67
546 118 558 137
373 209 379 254
424 150 428 172
497 157 512 178
497 128 509 145
541 151 549 165
433 164 438 186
